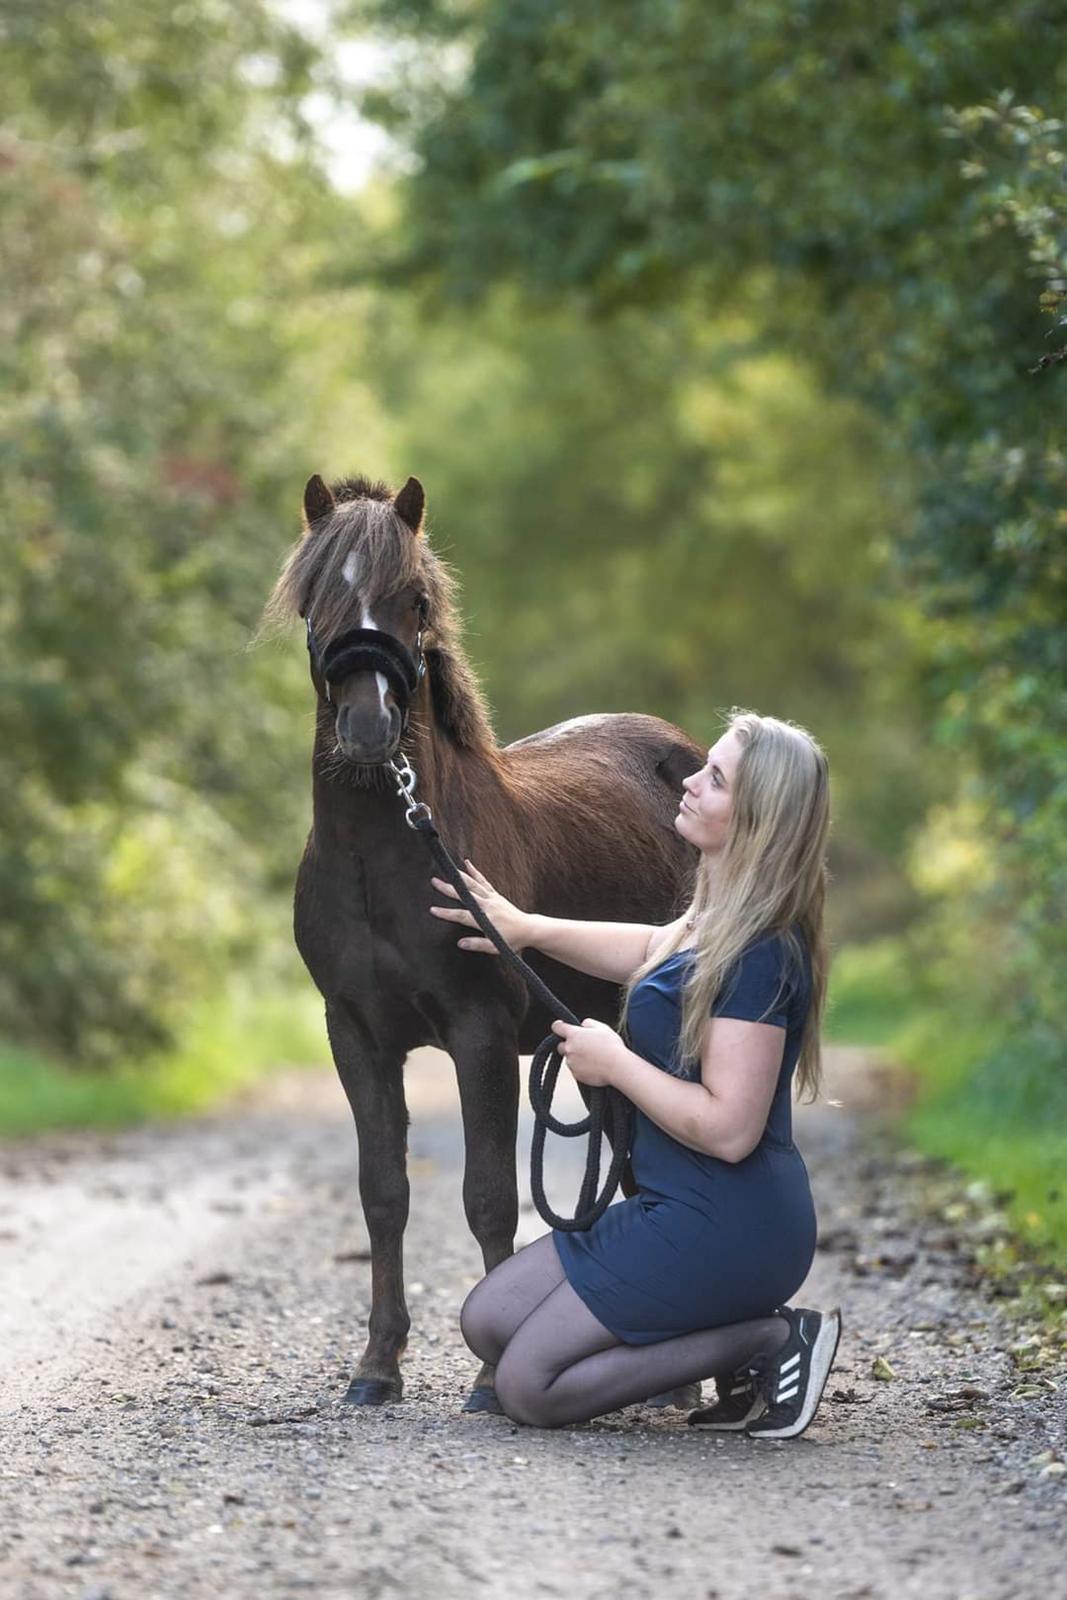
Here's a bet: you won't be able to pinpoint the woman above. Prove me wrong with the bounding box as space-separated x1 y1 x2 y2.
429 709 841 1434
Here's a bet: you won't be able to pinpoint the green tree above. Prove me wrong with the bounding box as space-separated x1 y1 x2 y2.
0 0 339 1060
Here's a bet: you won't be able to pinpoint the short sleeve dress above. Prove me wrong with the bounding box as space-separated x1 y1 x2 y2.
551 929 818 1344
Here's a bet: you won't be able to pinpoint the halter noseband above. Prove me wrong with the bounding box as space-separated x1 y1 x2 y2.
305 607 428 717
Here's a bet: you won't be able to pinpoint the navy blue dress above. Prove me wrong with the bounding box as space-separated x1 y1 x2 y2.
552 930 817 1344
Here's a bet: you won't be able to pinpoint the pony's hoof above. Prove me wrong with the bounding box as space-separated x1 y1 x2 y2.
646 1382 702 1410
345 1376 402 1406
463 1385 504 1415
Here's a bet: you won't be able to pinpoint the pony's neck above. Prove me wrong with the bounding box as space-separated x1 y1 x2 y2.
406 672 504 812
421 641 498 756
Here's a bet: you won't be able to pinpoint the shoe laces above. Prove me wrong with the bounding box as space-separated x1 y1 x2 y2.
740 1354 772 1401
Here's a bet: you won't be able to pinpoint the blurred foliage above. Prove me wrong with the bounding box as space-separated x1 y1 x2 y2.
358 287 936 936
830 935 1067 1266
0 0 341 1061
0 963 324 1136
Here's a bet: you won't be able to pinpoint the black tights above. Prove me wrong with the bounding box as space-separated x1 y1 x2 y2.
460 1233 790 1429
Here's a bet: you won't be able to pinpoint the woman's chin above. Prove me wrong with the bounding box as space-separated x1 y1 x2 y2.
675 810 709 851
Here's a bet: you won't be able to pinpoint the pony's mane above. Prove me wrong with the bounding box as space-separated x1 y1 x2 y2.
258 474 496 751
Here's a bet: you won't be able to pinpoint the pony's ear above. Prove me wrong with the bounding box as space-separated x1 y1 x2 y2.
303 473 335 529
394 475 425 535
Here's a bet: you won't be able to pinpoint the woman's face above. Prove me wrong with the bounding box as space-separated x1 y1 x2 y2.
675 728 743 855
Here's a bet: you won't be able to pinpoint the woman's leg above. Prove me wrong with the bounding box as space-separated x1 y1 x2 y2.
494 1279 790 1428
459 1232 567 1366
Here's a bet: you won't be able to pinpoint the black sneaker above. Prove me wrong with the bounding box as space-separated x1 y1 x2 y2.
686 1364 765 1431
744 1305 842 1440
645 1382 703 1410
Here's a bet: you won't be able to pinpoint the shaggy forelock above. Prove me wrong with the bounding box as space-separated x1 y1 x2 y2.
264 476 437 647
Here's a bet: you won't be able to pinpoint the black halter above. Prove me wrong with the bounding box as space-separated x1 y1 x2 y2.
305 607 427 716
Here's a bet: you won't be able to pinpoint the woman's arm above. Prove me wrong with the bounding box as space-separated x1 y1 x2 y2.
522 913 659 984
608 1016 785 1163
429 862 664 983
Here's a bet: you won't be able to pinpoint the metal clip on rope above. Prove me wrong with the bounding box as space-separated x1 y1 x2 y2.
388 754 633 1231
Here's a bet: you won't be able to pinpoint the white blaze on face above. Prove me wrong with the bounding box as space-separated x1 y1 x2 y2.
360 608 390 715
340 551 389 713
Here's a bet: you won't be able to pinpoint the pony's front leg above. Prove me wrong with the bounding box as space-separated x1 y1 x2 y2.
449 1010 521 1414
326 1002 411 1405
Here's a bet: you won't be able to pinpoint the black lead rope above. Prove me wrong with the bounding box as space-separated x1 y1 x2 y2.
404 806 634 1232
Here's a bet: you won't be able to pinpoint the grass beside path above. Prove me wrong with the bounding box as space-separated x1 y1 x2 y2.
0 981 326 1137
828 938 1067 1274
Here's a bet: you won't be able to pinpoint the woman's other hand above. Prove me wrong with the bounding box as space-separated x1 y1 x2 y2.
550 1018 629 1088
428 859 531 954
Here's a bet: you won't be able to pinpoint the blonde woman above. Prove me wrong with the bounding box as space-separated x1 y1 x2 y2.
430 710 841 1434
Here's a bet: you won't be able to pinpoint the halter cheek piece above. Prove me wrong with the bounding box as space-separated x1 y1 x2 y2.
304 602 428 720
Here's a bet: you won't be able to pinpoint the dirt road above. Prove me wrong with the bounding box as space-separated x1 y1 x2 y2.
1 1046 1063 1600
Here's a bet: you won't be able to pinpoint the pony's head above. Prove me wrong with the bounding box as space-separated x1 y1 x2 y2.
263 472 493 768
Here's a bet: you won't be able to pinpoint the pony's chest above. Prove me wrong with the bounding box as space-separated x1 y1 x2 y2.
294 843 437 1003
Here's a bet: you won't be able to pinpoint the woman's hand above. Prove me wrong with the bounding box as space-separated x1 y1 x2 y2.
550 1018 629 1088
428 859 531 955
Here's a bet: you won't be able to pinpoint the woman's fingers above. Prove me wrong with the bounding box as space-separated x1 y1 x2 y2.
430 905 476 924
431 871 488 902
463 857 493 889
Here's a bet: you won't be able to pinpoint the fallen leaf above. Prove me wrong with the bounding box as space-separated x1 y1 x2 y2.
830 1386 873 1405
1011 1381 1057 1400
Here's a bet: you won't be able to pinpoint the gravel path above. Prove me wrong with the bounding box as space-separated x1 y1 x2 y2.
0 1046 1063 1600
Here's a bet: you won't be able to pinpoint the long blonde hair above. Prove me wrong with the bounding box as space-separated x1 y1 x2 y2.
618 709 830 1101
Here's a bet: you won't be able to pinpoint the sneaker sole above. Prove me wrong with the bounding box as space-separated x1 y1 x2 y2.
687 1395 765 1431
746 1308 842 1440
687 1401 764 1440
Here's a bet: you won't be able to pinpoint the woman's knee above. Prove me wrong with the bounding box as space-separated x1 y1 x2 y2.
459 1283 498 1362
493 1347 555 1428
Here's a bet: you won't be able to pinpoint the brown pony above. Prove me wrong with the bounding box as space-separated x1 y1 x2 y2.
263 471 704 1411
